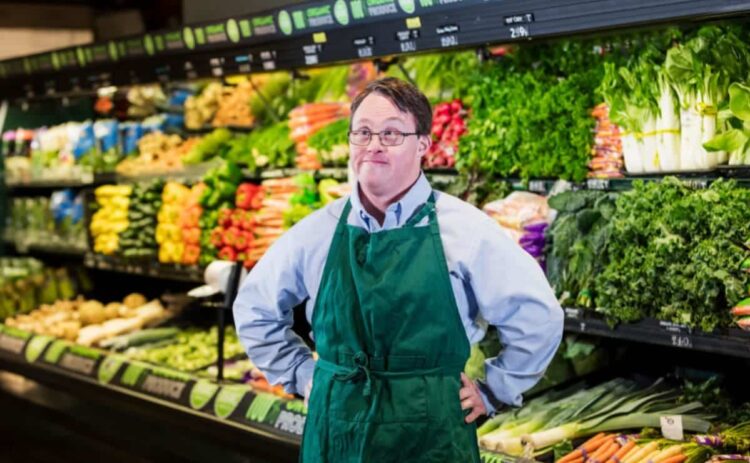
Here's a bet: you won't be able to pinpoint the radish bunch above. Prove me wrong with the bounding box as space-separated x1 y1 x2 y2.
423 99 468 169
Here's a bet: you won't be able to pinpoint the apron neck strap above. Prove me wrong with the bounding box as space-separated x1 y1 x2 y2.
337 191 437 233
403 192 436 228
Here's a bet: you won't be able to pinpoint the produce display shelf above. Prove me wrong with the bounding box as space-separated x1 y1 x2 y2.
9 167 750 198
0 324 302 462
83 252 205 283
5 173 114 191
4 240 86 258
3 0 750 99
0 323 526 463
563 308 750 359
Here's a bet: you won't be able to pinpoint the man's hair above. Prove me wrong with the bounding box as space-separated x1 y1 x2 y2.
350 77 432 135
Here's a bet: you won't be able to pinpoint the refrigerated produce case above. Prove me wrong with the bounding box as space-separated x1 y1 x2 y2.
4 1 750 462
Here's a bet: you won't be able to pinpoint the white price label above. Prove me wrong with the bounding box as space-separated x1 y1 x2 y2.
660 415 684 441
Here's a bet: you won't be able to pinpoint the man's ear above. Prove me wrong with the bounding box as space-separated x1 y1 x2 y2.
417 134 432 157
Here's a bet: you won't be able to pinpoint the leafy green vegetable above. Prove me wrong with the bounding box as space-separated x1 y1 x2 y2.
456 56 601 181
183 128 232 165
307 118 349 166
595 178 750 331
546 190 617 308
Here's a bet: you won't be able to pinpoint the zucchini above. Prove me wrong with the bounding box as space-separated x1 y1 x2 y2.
101 327 179 351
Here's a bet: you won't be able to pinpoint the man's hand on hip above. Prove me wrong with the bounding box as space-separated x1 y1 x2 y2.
459 373 487 424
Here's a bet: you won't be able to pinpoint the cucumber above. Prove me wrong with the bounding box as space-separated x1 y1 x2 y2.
102 327 179 351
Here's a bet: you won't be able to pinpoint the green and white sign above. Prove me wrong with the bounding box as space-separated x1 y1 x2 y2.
144 35 155 55
278 10 293 36
334 0 350 25
183 27 196 50
98 356 124 384
226 19 240 43
25 336 52 363
189 380 219 410
214 385 248 419
44 340 69 364
398 0 416 13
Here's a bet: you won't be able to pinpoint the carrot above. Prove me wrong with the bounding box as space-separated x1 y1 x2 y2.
595 443 620 463
652 446 683 463
559 434 609 463
588 439 617 463
660 455 686 463
731 305 750 316
636 449 661 463
607 440 636 463
618 444 642 463
623 442 658 463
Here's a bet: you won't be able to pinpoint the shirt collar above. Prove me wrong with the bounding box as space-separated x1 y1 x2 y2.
350 172 432 232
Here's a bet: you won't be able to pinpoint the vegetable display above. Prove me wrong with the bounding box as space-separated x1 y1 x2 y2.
91 185 132 255
423 99 468 169
118 181 163 260
306 118 349 167
595 178 750 331
479 378 710 455
156 182 190 264
546 190 617 309
289 102 349 170
125 326 244 372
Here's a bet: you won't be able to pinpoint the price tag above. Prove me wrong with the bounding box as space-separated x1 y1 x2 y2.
509 25 530 39
660 415 684 441
504 13 535 25
353 36 375 58
587 178 611 190
670 334 693 349
684 179 708 189
529 180 545 193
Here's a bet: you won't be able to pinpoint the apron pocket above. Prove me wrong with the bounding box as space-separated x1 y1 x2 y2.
330 376 429 423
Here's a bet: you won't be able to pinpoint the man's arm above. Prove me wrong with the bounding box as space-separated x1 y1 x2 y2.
232 230 315 396
467 219 564 412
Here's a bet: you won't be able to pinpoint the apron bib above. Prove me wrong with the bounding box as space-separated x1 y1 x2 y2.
300 193 480 463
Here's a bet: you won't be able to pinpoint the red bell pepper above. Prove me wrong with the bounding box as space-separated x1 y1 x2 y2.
218 208 233 228
236 183 261 210
231 209 246 229
223 227 241 248
234 231 251 251
182 245 200 265
210 227 224 248
218 246 237 261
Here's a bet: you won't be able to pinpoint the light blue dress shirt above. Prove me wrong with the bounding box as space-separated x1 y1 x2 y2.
233 172 564 413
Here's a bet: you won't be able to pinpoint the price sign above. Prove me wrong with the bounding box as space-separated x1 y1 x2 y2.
670 334 693 349
587 178 611 190
660 415 684 441
354 36 375 58
529 180 546 193
436 23 460 48
510 25 530 39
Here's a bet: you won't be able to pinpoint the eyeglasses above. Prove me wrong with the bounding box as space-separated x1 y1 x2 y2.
348 129 423 146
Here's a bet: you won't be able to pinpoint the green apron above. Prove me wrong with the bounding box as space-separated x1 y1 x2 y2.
301 193 481 463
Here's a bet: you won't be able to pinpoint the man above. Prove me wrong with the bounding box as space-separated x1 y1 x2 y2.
233 77 563 462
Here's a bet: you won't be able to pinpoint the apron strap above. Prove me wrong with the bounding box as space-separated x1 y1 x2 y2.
403 192 437 228
336 199 353 235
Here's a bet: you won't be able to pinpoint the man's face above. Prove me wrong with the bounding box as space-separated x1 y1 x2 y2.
350 93 430 196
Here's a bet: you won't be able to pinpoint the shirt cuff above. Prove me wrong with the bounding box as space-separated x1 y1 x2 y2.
477 380 506 417
292 356 316 396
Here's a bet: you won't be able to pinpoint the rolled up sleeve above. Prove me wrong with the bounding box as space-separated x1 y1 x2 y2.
232 230 316 396
467 220 564 411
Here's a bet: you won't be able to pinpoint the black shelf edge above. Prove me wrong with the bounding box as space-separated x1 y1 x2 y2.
0 350 300 462
3 239 87 258
2 0 750 99
83 252 205 283
563 308 750 359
